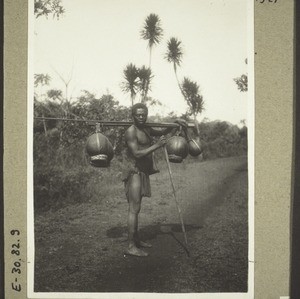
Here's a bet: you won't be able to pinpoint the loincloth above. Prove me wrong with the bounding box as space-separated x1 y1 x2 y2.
123 170 151 199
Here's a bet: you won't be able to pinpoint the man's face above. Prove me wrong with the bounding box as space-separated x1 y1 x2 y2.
133 108 148 126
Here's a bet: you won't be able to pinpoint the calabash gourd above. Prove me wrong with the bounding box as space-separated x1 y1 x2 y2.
166 136 189 163
187 137 202 157
86 132 114 167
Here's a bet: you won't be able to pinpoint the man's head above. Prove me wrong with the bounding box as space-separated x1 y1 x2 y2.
132 103 148 127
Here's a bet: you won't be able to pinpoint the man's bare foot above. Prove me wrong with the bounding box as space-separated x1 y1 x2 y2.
137 240 152 248
125 246 149 257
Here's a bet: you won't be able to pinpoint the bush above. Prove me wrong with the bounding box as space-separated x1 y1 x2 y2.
198 121 247 159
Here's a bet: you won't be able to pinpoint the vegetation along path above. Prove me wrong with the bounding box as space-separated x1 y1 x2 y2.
34 155 248 293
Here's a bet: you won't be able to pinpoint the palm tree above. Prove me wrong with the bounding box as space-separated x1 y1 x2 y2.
165 37 184 95
137 65 153 102
121 63 139 106
181 77 204 134
140 13 163 67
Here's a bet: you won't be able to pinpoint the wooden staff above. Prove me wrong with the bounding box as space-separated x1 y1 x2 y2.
163 145 188 247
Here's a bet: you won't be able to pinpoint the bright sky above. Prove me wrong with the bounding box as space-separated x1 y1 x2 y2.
33 0 249 124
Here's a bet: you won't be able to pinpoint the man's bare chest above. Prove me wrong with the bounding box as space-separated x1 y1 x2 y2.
135 128 152 146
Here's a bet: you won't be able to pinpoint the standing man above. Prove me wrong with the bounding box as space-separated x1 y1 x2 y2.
123 103 186 256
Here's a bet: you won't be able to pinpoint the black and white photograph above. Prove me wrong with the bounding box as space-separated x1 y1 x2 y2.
28 0 254 297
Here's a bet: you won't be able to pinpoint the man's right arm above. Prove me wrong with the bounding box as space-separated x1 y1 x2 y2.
125 127 166 159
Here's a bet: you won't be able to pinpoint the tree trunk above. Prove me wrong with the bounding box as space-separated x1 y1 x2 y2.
131 93 136 107
173 64 185 98
149 46 152 68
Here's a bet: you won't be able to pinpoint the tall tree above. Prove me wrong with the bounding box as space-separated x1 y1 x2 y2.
34 0 65 19
140 13 163 67
165 37 184 95
181 77 204 134
121 63 139 106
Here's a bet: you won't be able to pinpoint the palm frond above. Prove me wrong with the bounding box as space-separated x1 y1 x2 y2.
165 37 183 67
121 63 139 97
181 77 204 115
137 66 153 97
140 13 163 48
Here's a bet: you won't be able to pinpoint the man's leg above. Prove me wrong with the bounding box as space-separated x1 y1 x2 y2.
126 173 149 257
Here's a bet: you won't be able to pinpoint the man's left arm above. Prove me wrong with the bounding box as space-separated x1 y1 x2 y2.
149 119 188 136
149 127 174 137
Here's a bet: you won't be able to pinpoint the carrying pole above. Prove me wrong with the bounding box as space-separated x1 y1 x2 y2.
34 116 196 128
163 145 188 247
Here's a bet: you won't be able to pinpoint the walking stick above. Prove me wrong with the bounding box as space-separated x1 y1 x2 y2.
163 145 188 246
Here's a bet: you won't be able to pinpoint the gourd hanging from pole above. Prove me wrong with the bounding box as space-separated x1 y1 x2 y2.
166 127 189 163
187 118 202 157
185 130 202 157
188 137 202 156
86 123 114 168
165 124 202 162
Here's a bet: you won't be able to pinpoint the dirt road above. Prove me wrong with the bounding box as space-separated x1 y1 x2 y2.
34 156 248 293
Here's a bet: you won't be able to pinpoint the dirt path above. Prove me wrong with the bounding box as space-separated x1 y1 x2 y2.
34 156 248 293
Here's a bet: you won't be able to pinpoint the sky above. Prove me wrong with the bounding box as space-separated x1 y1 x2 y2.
33 0 250 125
